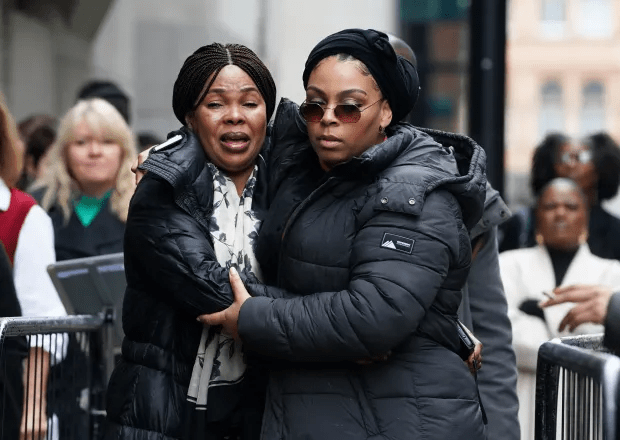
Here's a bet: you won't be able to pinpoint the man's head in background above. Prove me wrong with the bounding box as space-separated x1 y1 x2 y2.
77 80 131 124
386 33 418 124
17 114 57 189
387 33 417 69
137 132 163 153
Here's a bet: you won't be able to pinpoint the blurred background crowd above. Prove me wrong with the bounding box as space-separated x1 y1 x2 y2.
2 1 620 439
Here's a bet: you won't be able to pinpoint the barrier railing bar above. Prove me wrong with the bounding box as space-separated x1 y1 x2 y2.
0 315 104 339
535 338 620 440
0 313 115 439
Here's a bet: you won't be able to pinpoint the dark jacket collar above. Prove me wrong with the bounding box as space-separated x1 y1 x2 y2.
269 99 487 230
140 126 269 221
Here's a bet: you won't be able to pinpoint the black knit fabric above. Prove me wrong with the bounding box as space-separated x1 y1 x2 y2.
302 28 420 124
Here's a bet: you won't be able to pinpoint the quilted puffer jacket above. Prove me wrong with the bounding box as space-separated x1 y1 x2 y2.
103 127 275 440
240 100 489 439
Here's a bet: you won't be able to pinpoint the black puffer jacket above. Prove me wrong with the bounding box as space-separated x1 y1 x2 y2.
104 128 276 440
240 101 488 439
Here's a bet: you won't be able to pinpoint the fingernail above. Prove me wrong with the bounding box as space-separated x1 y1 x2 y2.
230 267 238 276
196 317 201 322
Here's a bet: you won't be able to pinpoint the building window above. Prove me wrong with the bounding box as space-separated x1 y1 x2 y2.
576 0 612 38
580 81 606 136
539 80 564 138
541 0 566 39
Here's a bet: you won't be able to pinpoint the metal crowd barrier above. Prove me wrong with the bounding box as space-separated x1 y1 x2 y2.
535 334 620 440
0 311 115 440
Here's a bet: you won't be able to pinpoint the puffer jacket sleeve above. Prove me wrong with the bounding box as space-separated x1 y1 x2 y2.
125 171 295 318
124 172 238 317
238 189 464 361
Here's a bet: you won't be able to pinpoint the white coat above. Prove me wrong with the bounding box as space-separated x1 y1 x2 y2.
499 243 620 440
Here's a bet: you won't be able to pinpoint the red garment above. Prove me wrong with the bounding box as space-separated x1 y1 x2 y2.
0 188 36 265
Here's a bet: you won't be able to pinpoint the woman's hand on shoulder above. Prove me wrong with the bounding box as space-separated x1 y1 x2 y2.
131 146 154 186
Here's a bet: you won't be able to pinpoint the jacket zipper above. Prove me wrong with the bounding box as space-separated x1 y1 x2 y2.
276 175 340 286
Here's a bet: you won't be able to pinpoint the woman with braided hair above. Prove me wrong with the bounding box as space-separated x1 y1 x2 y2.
104 43 278 440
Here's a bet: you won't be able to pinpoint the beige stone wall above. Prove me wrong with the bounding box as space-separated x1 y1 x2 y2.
506 0 620 204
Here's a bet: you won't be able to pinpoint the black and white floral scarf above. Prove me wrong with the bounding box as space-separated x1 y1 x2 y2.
187 163 262 410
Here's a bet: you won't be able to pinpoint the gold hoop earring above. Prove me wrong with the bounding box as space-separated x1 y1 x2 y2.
536 233 544 246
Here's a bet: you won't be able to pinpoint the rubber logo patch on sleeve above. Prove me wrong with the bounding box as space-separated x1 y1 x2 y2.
381 233 415 254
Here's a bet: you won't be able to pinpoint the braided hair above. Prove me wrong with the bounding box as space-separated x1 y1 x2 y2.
173 43 276 125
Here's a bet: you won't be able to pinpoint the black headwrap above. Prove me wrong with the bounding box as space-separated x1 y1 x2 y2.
172 43 276 125
302 29 420 125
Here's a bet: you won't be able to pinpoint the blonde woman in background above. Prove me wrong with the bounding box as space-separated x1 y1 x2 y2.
33 97 136 261
31 97 136 438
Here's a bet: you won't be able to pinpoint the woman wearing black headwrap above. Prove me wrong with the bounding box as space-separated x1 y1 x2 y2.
104 43 278 440
202 29 488 439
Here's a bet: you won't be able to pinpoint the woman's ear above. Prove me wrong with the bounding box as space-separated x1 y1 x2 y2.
380 100 393 129
185 113 194 131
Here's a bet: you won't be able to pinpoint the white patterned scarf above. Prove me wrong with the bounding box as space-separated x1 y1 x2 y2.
187 163 262 410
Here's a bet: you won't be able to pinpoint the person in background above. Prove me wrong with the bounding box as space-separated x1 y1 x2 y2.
0 94 66 440
499 177 620 440
16 114 57 191
32 98 136 261
387 33 520 440
31 97 135 437
0 246 28 440
501 132 620 260
76 80 131 125
387 33 418 67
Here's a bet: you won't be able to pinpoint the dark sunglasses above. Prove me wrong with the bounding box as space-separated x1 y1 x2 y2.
299 98 383 123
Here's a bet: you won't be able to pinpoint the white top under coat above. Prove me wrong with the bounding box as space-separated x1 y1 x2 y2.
0 179 67 363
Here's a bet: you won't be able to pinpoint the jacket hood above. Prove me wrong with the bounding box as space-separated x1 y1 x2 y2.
415 128 510 237
269 99 487 230
378 125 487 230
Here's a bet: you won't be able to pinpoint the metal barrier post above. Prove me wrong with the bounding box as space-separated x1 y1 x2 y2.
535 351 560 439
101 307 116 384
535 335 620 440
0 315 110 440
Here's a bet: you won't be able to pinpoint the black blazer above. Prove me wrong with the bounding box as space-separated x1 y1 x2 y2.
31 190 125 262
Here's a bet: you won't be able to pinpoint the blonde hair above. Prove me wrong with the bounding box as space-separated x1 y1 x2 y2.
0 93 24 187
35 98 137 223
